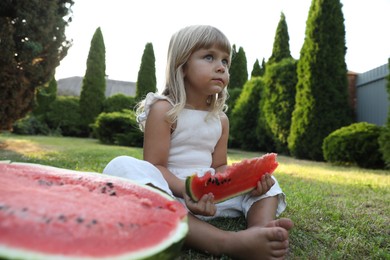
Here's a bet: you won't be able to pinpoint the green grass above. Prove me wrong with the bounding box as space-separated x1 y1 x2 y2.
1 133 389 259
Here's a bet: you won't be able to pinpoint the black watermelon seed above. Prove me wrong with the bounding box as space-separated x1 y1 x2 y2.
106 182 114 188
76 217 84 223
109 191 117 196
58 215 67 221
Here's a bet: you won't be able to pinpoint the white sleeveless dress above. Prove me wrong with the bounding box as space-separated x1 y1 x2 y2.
103 93 286 219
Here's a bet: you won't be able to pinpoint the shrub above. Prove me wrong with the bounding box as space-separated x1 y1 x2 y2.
230 77 274 151
103 94 136 113
322 122 384 169
46 96 85 136
92 110 143 147
12 114 52 135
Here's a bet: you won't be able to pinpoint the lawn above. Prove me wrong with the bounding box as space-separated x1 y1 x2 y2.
0 133 389 259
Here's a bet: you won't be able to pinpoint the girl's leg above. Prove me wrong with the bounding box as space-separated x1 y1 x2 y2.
185 213 291 259
247 196 279 228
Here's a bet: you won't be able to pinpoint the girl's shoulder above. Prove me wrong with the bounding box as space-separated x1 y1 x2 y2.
137 92 173 131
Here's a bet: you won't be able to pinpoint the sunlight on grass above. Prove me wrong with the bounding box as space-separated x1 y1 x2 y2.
0 139 57 160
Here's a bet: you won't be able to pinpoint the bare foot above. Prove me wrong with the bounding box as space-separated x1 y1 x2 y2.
224 221 292 260
266 218 294 231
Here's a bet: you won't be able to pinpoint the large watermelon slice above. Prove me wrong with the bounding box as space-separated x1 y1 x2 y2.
0 162 188 260
186 153 279 203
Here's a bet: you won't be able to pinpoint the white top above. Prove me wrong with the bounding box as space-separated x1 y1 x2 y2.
137 93 222 179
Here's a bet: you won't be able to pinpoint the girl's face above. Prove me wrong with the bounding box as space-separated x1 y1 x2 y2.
183 45 230 100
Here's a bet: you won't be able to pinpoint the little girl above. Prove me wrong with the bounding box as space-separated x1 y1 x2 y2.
103 25 293 259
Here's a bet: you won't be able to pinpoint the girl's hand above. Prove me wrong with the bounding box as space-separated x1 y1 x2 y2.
250 174 275 197
183 192 217 216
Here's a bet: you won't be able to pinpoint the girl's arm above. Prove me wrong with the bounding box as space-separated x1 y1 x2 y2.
211 112 229 173
143 100 185 197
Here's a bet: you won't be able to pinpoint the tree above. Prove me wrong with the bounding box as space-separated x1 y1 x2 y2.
261 13 296 154
251 59 262 78
262 58 297 154
0 0 73 130
288 0 352 160
229 45 248 89
79 27 106 134
230 78 264 150
230 77 274 151
378 58 390 168
33 75 58 121
268 12 292 64
226 45 248 118
136 42 156 101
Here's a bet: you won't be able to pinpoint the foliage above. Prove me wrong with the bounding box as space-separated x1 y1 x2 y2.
33 76 57 120
225 88 242 120
0 0 73 130
323 122 384 169
79 27 106 134
378 58 390 168
262 58 297 154
46 96 83 136
12 114 52 136
251 58 266 78
103 94 136 113
268 12 292 64
92 110 143 147
251 59 262 78
288 0 352 161
135 42 156 101
1 134 388 259
228 45 248 89
230 78 273 151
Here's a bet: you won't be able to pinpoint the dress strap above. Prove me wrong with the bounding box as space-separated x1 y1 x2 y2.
137 92 173 131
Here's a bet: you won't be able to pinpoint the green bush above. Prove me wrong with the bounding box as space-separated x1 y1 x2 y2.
46 96 85 136
12 114 53 135
92 110 143 147
322 122 384 169
103 94 136 113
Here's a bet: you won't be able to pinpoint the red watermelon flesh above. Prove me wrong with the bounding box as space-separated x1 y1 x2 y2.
186 153 279 203
0 162 188 260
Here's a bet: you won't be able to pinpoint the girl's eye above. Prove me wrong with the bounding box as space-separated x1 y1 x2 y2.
204 55 213 61
222 59 229 66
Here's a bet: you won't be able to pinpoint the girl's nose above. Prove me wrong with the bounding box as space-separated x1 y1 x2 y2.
216 62 226 73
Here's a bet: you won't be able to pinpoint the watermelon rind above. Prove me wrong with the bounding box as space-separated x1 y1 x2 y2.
0 162 189 260
0 221 188 260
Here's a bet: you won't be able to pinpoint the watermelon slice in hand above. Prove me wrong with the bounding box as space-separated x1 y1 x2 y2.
186 153 279 204
0 162 188 260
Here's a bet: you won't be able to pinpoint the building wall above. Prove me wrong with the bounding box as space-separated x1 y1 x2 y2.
57 76 136 97
355 63 389 126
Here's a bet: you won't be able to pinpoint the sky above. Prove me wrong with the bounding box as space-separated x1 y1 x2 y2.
56 0 390 91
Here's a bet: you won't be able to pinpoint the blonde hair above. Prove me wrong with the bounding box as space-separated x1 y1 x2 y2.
136 25 232 125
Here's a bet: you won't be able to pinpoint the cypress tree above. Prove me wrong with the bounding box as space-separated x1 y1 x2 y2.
230 78 265 151
268 12 292 64
260 58 266 75
0 0 73 130
229 46 248 89
261 12 296 154
288 0 352 160
79 27 106 134
262 58 297 154
136 42 156 101
251 59 262 78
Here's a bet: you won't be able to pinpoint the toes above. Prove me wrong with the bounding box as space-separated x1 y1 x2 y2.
267 218 294 231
